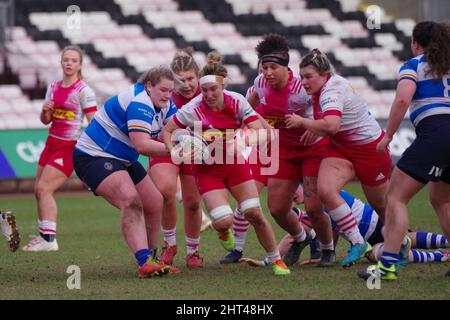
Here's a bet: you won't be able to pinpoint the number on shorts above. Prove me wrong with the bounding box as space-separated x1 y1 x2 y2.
443 76 450 98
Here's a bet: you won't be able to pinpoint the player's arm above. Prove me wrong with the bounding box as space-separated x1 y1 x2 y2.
247 90 259 109
41 84 54 125
80 86 97 124
85 111 96 123
162 118 181 153
40 100 54 125
127 100 170 157
129 131 169 157
247 90 272 130
285 114 341 136
381 81 416 141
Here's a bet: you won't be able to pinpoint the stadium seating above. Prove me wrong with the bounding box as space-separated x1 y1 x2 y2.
0 0 417 128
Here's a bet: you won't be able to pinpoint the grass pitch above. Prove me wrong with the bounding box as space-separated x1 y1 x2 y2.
0 183 449 300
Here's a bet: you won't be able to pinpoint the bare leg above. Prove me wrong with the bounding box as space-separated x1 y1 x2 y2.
230 180 277 253
135 175 164 250
96 171 149 252
267 178 304 236
429 181 450 246
180 174 202 240
382 168 425 254
34 165 68 222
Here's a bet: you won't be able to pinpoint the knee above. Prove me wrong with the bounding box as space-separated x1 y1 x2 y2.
122 193 143 213
386 192 403 208
304 198 323 217
210 205 233 226
161 186 177 203
317 184 334 207
244 208 265 226
183 195 201 213
429 194 449 212
34 181 52 200
268 201 290 219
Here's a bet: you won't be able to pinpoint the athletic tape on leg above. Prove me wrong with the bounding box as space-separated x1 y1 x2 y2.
210 205 233 223
239 198 261 213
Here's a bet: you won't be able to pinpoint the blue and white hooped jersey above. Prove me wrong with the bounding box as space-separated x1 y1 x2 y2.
75 83 177 162
398 54 450 126
334 191 379 242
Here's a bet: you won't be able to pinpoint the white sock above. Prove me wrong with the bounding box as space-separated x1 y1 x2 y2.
162 227 177 246
266 250 281 263
320 241 334 251
233 208 249 252
328 203 364 245
38 219 56 241
186 237 200 255
293 228 307 243
175 191 182 203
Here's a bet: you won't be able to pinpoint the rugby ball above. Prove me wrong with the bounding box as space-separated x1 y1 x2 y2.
172 129 209 163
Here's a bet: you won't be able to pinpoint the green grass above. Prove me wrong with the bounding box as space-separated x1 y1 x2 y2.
0 183 449 300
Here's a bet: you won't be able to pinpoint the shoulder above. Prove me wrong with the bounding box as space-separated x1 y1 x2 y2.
254 74 267 89
400 55 424 72
48 80 61 90
224 90 249 108
290 74 303 94
322 75 346 95
78 81 95 94
132 90 153 107
181 93 203 110
224 89 245 100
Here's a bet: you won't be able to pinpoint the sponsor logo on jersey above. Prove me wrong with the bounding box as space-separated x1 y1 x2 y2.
52 108 75 121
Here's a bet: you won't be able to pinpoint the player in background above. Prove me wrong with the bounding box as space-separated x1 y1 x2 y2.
221 61 320 264
163 51 290 275
150 48 208 269
171 48 212 233
359 21 450 280
246 34 334 267
23 46 97 252
73 66 177 278
285 49 391 268
240 189 449 267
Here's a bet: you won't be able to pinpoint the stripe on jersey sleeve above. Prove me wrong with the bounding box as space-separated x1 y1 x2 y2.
398 59 419 83
128 119 152 135
323 110 342 117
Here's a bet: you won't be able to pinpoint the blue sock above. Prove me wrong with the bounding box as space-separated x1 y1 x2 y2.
292 207 301 217
135 249 151 267
380 251 398 269
150 248 158 259
415 232 448 249
309 238 321 258
412 249 443 263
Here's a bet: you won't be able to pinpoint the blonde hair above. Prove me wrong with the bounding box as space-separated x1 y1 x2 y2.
199 51 228 79
61 45 84 79
137 65 174 86
170 47 199 76
299 48 335 75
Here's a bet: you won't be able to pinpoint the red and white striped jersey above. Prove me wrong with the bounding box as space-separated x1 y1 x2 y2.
173 90 259 143
253 70 320 148
45 79 97 141
314 75 382 145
